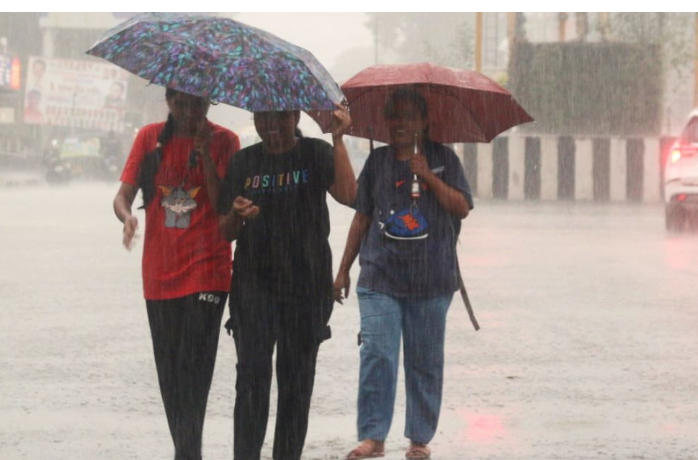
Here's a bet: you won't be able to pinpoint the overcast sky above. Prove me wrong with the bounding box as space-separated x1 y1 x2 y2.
234 12 374 72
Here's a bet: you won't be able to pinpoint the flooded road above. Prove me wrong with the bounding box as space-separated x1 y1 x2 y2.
1 182 697 459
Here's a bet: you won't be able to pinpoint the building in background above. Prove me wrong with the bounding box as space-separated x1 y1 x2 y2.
0 12 163 165
1 12 696 167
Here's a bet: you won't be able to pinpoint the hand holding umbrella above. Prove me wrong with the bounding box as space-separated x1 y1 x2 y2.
411 133 421 201
189 118 211 168
410 142 433 178
329 103 352 138
193 119 211 154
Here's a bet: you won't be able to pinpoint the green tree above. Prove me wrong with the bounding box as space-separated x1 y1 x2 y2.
610 13 694 87
365 13 475 68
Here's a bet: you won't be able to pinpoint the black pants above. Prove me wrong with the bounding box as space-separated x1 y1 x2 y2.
231 302 320 460
146 291 227 460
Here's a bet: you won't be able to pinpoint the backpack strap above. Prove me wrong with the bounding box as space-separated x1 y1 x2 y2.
457 261 480 331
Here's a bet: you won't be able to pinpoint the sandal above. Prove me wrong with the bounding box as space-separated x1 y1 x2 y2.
405 441 431 459
345 439 385 459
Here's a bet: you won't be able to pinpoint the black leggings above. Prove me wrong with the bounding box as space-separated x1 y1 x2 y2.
146 291 227 460
231 302 320 460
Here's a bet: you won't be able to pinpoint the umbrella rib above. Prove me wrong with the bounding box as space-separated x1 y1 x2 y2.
427 85 492 142
349 84 493 143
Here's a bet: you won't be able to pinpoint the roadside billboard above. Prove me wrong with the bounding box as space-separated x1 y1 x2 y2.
23 56 129 131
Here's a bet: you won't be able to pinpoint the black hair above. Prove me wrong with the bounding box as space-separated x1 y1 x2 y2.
383 87 428 120
165 87 178 100
137 88 193 207
137 112 176 208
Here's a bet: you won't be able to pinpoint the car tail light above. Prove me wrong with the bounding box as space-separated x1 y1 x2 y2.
671 145 681 164
670 140 698 164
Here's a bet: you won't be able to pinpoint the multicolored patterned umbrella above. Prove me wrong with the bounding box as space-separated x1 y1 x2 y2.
86 12 344 112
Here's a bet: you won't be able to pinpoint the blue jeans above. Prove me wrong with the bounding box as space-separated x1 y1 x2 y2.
356 286 453 444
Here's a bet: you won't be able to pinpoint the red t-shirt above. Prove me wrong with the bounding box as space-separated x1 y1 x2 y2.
121 121 240 300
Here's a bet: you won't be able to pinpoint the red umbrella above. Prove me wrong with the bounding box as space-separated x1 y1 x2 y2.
309 62 533 144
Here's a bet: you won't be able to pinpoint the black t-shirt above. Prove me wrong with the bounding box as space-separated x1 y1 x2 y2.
218 137 335 329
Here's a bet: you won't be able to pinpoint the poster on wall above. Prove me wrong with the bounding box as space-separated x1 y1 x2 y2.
0 54 20 90
0 54 12 88
23 56 129 131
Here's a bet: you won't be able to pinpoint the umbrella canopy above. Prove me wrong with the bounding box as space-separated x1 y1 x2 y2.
309 62 533 144
86 12 344 112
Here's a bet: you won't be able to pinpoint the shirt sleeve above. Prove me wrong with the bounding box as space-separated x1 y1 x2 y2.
443 146 474 209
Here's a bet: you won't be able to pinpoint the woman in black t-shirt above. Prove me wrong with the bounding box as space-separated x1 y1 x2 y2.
218 106 354 460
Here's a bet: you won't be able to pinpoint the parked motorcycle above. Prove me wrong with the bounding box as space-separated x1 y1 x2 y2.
43 134 124 184
43 141 71 185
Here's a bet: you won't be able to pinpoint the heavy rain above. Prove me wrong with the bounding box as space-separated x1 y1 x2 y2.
1 11 698 460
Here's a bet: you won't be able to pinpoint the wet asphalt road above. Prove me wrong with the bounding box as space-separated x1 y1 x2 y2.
1 182 697 459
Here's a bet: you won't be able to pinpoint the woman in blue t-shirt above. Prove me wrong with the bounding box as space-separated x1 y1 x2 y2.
218 106 355 460
334 88 474 460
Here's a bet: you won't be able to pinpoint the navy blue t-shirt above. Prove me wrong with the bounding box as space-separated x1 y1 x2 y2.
354 141 473 298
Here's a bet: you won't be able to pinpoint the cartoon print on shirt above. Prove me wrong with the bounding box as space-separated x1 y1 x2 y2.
159 185 201 229
379 207 429 240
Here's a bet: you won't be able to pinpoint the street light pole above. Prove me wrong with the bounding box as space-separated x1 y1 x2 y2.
695 13 698 107
558 13 568 42
476 12 483 73
374 18 379 65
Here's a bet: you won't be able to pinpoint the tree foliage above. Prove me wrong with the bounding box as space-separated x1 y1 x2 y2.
510 41 663 136
365 13 474 68
610 13 694 90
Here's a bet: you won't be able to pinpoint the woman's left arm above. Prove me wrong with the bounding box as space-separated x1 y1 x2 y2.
328 105 357 205
411 154 470 219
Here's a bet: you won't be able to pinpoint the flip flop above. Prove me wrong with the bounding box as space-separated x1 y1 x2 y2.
345 439 385 459
405 442 431 459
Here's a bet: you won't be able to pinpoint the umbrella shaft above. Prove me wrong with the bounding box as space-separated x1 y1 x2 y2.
411 134 420 199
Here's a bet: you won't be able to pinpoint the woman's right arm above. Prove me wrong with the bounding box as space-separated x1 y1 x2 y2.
333 211 372 303
219 196 260 242
113 182 139 250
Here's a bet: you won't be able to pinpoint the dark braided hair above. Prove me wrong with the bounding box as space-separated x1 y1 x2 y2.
137 88 178 208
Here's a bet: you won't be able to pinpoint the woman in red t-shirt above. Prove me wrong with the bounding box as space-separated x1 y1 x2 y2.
113 88 240 460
